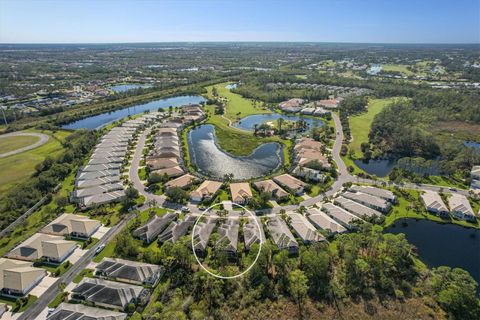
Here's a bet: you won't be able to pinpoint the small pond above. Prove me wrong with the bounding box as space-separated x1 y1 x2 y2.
385 219 480 289
234 112 324 131
465 141 480 152
225 83 238 90
187 124 283 180
109 83 153 93
354 158 397 177
62 95 206 130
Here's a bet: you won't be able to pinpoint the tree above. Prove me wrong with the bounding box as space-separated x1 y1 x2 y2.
288 269 309 319
165 187 189 204
301 244 330 299
428 267 480 320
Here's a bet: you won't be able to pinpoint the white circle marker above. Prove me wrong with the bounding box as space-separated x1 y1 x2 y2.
191 202 263 279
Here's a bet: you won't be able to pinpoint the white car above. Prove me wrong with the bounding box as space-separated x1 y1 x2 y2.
95 244 105 255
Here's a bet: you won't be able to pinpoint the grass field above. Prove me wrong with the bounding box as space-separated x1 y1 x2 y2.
381 64 415 76
0 135 40 154
206 82 271 121
0 129 71 194
348 97 406 158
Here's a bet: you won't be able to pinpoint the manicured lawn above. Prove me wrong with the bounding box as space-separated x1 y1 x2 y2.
381 64 415 76
93 238 117 262
0 129 71 194
72 268 94 283
48 292 67 308
206 82 271 121
348 97 405 158
0 134 40 153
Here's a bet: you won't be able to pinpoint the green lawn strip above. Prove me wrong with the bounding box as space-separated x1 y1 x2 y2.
0 135 40 153
0 129 71 194
348 97 406 158
381 64 415 76
0 295 37 313
73 269 94 283
48 292 67 308
38 261 72 277
138 167 147 180
93 238 117 262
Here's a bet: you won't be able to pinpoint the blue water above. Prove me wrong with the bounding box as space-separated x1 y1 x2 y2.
225 83 238 90
109 83 153 93
354 159 397 177
464 141 480 152
62 95 206 130
367 65 382 75
234 113 324 131
187 124 283 179
385 219 480 290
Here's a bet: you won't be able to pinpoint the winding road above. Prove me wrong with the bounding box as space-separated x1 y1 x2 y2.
0 132 49 158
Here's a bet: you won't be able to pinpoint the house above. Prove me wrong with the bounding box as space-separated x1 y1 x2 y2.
321 203 363 229
190 180 223 202
292 166 326 182
76 169 120 181
253 179 289 200
75 175 121 189
265 216 299 254
146 157 179 170
165 174 198 190
95 258 163 286
81 163 122 172
41 214 101 238
192 218 217 256
334 196 381 218
133 213 176 243
7 233 77 263
313 107 331 116
80 190 126 208
420 191 449 217
158 215 197 243
230 182 253 204
273 174 306 195
315 99 339 109
341 191 391 213
156 128 177 137
47 303 127 320
216 219 239 259
71 278 147 311
88 156 123 165
72 183 124 200
296 149 331 169
278 98 305 113
349 185 397 202
243 217 266 251
300 107 316 115
287 212 325 243
448 194 475 221
0 258 46 297
306 208 347 234
151 166 184 178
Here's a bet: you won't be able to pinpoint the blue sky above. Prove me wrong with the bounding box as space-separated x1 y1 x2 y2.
0 0 478 43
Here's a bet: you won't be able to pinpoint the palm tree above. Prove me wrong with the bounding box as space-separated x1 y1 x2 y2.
277 117 284 134
253 123 258 136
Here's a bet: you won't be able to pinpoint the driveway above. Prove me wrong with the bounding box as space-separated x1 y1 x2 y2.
28 276 56 298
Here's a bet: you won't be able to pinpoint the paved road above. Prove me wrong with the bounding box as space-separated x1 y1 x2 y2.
18 214 134 320
0 132 49 158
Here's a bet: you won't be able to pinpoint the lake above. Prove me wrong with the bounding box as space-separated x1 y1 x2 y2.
187 124 283 179
234 112 324 131
354 158 397 177
109 83 153 93
62 95 206 130
225 83 238 90
385 219 480 287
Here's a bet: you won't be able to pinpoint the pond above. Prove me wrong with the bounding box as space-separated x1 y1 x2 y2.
385 219 480 288
234 112 324 131
62 95 206 130
187 124 283 179
355 157 440 177
109 83 153 93
225 83 238 90
354 158 397 177
465 141 480 152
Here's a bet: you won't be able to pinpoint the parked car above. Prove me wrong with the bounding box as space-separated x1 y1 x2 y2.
95 244 106 255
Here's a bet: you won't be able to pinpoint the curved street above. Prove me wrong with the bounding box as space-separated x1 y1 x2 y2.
0 132 49 158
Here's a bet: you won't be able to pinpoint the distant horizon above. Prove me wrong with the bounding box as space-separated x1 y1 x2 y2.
1 0 478 44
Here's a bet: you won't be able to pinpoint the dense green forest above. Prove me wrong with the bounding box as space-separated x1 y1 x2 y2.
110 223 480 320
